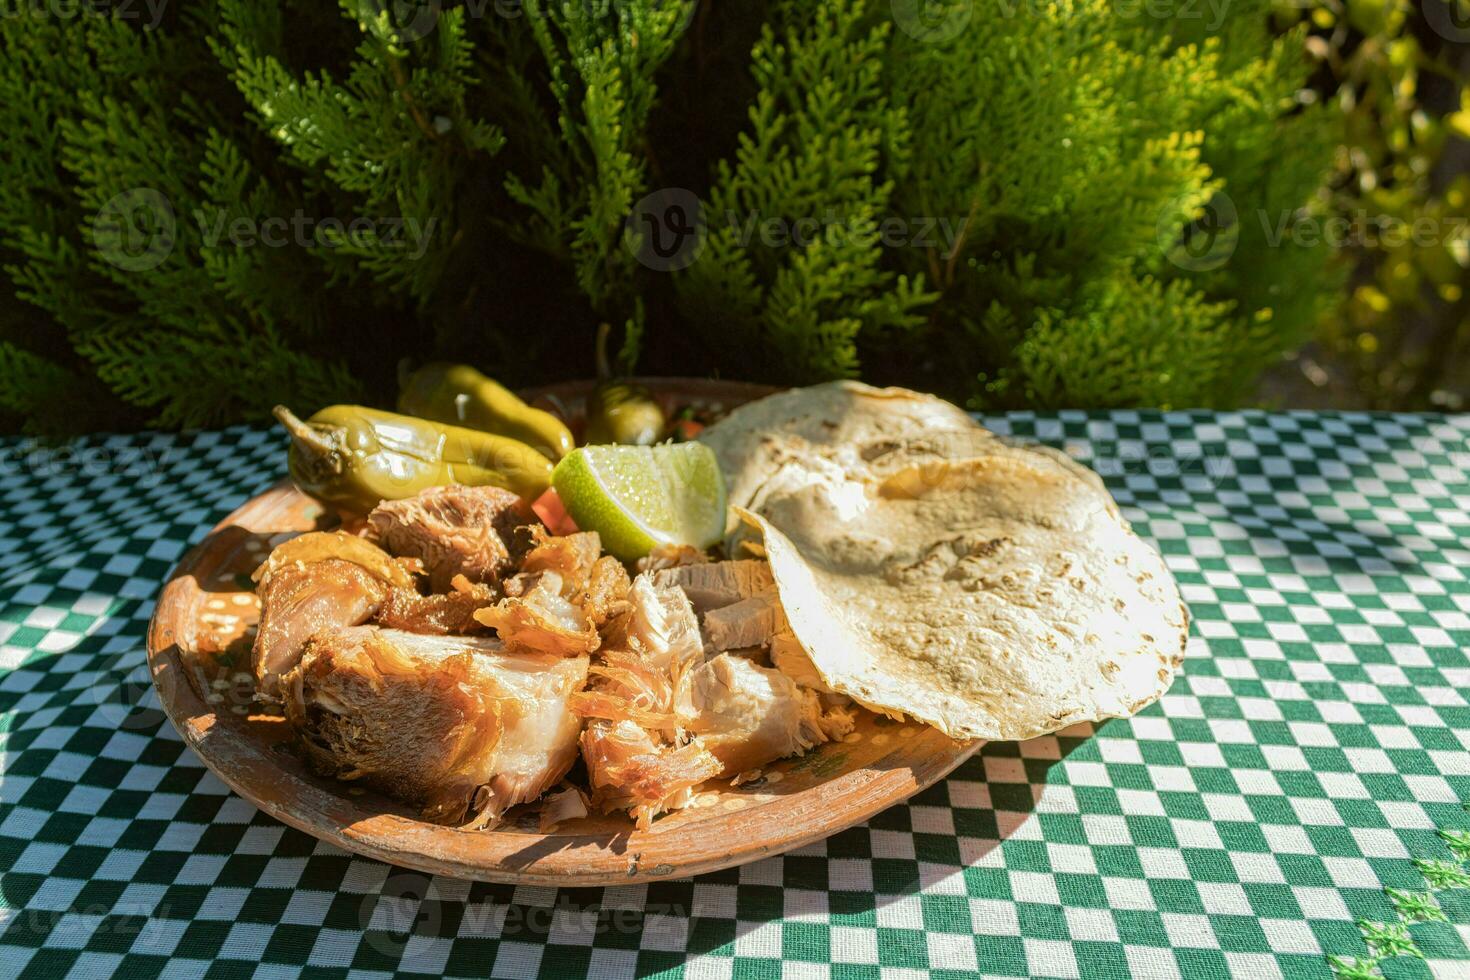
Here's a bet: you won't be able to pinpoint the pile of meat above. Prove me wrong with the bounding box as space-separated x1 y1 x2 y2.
250 485 855 829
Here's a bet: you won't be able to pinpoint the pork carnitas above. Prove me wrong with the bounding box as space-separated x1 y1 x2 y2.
366 484 537 591
251 483 858 828
282 626 587 826
251 531 419 703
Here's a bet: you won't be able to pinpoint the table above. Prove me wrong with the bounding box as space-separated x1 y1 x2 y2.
1 411 1468 979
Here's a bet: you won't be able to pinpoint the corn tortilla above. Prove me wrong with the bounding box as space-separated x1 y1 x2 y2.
704 385 1188 741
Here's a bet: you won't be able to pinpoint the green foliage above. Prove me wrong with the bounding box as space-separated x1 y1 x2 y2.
497 0 694 316
1287 0 1470 409
881 0 1340 409
0 0 1343 433
674 0 931 382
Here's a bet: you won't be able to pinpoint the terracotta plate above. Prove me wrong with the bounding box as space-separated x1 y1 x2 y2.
146 378 981 885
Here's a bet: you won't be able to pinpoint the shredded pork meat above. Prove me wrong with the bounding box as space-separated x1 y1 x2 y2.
254 480 864 830
373 576 497 635
475 530 632 655
571 577 711 826
367 485 538 591
678 653 852 775
571 573 851 827
580 720 723 828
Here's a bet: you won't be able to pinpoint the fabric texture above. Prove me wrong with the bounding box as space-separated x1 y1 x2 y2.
1 411 1468 979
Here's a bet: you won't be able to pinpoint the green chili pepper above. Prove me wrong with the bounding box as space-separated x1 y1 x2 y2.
584 323 666 446
398 362 575 461
273 404 553 514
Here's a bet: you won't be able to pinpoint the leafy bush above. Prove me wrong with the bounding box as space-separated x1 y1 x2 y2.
1282 0 1470 410
0 0 1341 433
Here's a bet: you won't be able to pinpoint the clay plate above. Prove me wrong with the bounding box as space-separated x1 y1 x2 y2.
146 378 981 885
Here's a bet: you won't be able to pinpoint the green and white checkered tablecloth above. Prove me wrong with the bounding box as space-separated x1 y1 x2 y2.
2 411 1469 980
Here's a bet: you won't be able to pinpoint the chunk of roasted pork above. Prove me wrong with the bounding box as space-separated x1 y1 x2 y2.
703 593 786 652
573 577 711 827
281 626 588 827
473 530 631 656
255 560 384 703
579 720 722 828
652 559 789 652
251 531 418 704
574 573 850 827
650 559 773 615
768 630 833 693
373 576 497 635
677 653 853 775
366 485 538 591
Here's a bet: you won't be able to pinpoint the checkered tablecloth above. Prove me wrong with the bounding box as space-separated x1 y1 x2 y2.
2 411 1469 980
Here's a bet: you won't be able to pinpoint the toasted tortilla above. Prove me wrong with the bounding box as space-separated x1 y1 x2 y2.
701 380 998 513
704 386 1187 742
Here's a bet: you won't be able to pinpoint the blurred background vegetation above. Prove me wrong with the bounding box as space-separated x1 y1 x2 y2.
1271 0 1470 411
0 0 1466 433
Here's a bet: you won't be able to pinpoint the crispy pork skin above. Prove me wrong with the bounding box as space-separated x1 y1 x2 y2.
367 485 538 591
473 573 601 656
253 558 385 704
373 578 497 635
282 626 588 826
513 530 603 594
475 530 631 655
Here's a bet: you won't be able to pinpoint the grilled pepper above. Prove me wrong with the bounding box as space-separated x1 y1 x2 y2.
584 324 666 446
398 362 575 461
274 404 553 514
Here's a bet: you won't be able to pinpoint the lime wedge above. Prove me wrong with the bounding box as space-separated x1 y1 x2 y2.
552 442 727 561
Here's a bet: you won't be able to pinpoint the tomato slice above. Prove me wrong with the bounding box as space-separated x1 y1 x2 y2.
531 487 580 536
